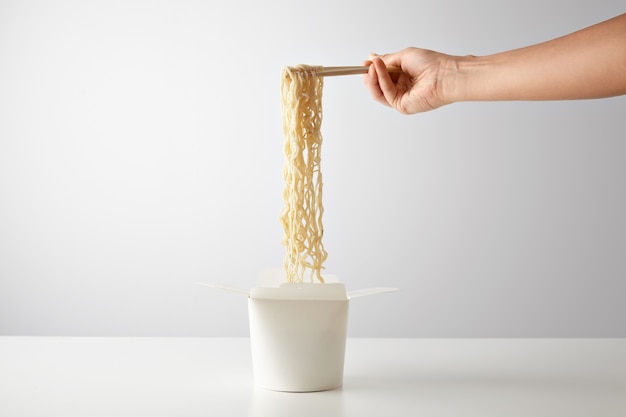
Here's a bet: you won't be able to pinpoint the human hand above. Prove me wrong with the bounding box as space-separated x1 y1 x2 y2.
364 15 626 113
363 48 457 114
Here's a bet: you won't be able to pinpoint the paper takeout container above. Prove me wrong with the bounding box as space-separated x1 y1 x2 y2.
200 270 398 392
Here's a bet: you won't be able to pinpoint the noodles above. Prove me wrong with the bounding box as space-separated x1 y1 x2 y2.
280 65 328 283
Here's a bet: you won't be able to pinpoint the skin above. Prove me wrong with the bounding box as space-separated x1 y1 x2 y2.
363 13 626 114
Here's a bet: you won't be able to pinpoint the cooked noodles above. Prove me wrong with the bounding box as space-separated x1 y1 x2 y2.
280 65 327 283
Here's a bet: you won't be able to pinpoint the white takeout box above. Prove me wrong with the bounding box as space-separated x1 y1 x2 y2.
200 270 398 392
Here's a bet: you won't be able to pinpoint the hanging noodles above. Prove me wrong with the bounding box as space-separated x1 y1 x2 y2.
280 65 328 283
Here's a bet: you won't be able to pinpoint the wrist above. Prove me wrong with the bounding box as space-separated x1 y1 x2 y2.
441 54 481 104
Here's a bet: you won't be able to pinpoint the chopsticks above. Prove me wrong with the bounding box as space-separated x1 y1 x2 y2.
316 66 371 76
316 65 402 77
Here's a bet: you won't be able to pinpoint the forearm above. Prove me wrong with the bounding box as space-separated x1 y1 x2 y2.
451 13 626 102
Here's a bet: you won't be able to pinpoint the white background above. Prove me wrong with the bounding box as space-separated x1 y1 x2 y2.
1 0 624 337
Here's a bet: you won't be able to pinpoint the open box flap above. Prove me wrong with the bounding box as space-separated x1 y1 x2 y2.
197 282 249 297
347 287 399 299
198 267 398 300
251 282 347 300
198 280 398 300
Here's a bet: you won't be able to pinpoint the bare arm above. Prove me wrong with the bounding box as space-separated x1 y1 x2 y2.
364 13 626 114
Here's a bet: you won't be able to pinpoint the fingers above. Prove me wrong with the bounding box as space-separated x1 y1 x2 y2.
363 55 400 109
371 57 398 105
362 57 391 107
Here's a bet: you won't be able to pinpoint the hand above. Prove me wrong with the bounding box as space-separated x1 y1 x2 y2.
363 48 456 114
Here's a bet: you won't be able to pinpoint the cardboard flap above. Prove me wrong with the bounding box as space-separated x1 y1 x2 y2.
198 270 399 301
258 268 340 287
250 282 347 300
347 287 399 299
197 282 249 297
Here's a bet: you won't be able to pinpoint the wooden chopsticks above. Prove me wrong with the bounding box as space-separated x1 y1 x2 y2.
316 65 402 77
282 65 403 82
315 66 371 76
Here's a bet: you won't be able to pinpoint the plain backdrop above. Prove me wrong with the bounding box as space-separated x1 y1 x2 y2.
1 0 625 337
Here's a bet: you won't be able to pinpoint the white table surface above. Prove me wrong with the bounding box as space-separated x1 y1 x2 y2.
1 337 625 417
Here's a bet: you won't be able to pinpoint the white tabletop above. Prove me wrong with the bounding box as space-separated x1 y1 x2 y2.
1 337 625 417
